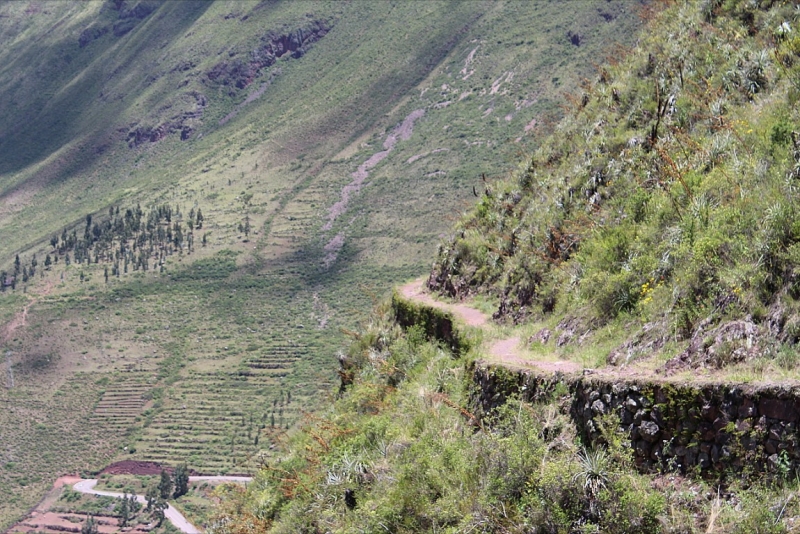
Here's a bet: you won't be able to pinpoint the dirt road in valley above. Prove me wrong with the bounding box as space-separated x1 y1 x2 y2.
399 278 581 374
72 477 252 534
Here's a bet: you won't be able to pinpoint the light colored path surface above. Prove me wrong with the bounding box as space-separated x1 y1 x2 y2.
400 278 581 374
72 476 252 534
399 278 488 327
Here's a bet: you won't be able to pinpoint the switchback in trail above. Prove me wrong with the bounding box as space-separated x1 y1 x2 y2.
399 278 581 374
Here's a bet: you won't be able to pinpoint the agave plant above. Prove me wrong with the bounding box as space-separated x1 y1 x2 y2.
573 447 611 499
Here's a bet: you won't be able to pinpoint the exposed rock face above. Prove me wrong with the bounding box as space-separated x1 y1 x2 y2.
126 91 207 147
471 361 800 478
663 319 760 373
206 19 332 91
79 1 157 47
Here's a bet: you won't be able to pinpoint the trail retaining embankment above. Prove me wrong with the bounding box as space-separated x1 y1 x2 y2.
471 362 800 477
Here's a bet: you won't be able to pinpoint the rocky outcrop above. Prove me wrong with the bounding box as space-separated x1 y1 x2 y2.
79 1 157 47
471 362 800 478
206 19 332 92
126 91 207 147
663 318 761 373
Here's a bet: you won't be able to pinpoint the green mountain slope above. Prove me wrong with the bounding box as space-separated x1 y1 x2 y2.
0 0 646 528
429 0 800 378
208 2 800 533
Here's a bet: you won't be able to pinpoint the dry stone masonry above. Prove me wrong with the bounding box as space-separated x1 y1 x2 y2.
471 362 800 478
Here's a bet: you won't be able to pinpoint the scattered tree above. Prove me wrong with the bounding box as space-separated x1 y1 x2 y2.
173 463 189 498
153 499 168 527
145 484 158 511
118 493 130 527
80 515 98 534
158 469 173 500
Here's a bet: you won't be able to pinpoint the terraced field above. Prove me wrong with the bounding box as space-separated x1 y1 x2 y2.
90 373 156 435
0 1 649 528
0 374 113 524
134 337 313 474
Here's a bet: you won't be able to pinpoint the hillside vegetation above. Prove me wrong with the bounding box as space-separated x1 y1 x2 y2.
208 1 800 533
0 0 646 530
430 0 800 379
210 301 800 533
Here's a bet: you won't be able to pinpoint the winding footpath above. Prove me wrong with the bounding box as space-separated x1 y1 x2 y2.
399 278 582 374
72 476 252 534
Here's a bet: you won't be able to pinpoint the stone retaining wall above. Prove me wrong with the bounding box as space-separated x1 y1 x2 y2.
471 362 800 477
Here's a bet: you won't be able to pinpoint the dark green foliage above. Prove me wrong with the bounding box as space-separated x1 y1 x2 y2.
158 470 172 501
168 251 238 282
117 494 129 527
145 484 158 511
173 464 189 498
80 515 97 534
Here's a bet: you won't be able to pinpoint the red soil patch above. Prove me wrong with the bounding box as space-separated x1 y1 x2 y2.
100 460 166 476
52 476 83 489
99 460 236 477
12 512 149 534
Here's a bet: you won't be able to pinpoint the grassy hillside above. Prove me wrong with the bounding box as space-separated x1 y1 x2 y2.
430 0 800 380
0 0 647 529
205 1 800 533
208 300 800 533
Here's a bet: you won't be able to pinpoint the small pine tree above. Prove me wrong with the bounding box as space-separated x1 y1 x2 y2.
118 494 129 527
145 485 158 511
153 500 167 527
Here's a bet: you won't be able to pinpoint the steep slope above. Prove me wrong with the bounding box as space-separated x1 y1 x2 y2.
207 2 800 532
0 0 647 528
430 0 800 378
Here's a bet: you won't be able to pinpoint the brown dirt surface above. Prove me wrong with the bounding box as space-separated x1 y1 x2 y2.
52 476 82 489
33 476 83 512
488 337 581 374
99 460 220 477
399 278 488 327
399 278 585 374
11 512 149 534
323 109 425 232
1 280 53 344
100 460 166 475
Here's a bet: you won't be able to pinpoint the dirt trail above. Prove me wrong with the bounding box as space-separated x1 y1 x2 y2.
399 278 581 374
399 278 488 327
321 109 425 266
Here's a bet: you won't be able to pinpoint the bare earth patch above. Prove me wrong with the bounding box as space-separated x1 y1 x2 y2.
399 278 487 327
322 109 426 265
